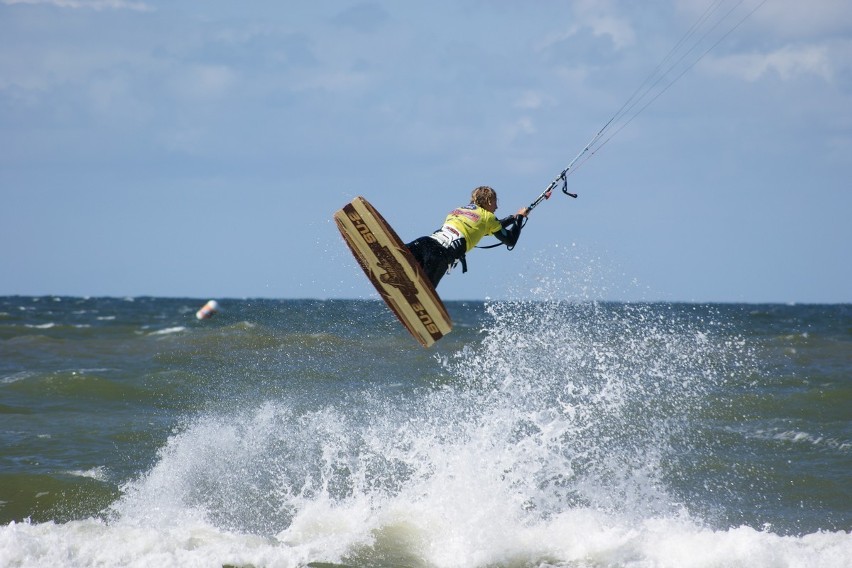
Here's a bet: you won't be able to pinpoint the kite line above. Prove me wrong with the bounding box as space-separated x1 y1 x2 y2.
525 0 769 215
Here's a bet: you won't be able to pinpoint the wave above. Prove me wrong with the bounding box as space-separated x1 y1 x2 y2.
2 481 849 567
746 427 851 453
1 290 849 566
147 326 187 336
84 299 845 565
24 323 56 329
67 467 109 482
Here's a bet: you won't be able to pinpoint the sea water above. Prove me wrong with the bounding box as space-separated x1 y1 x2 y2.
0 290 849 566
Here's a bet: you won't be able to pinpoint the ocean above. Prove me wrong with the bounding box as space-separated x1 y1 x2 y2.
0 295 849 567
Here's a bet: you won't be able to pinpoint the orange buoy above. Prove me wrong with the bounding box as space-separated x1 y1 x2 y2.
195 300 219 320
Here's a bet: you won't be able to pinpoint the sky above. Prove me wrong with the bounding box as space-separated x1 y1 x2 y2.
1 0 850 303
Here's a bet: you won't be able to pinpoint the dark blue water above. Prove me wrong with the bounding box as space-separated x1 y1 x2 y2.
1 296 849 567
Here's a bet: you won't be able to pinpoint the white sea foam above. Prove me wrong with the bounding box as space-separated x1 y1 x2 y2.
2 261 848 567
68 467 108 482
754 428 852 452
92 362 848 568
0 494 848 567
147 326 186 336
1 371 35 384
3 383 850 568
0 519 283 568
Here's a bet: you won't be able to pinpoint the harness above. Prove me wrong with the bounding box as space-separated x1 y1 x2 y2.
429 225 468 273
428 213 526 275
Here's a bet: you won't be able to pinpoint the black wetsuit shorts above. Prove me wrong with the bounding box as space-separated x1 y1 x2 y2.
406 236 466 288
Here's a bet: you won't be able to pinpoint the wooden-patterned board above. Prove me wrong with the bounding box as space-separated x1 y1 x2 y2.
334 196 452 348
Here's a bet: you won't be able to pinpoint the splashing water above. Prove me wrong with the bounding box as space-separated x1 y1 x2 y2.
105 297 783 565
2 278 849 567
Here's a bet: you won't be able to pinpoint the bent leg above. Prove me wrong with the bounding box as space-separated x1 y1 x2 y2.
406 237 450 288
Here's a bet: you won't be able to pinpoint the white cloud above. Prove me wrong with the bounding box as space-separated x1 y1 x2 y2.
750 0 852 39
171 65 238 101
671 0 851 86
705 44 834 82
586 14 636 50
534 1 636 52
509 116 535 137
514 91 555 110
2 0 152 11
574 0 636 49
674 0 852 40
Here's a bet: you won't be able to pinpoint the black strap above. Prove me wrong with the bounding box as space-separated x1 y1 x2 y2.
477 215 526 250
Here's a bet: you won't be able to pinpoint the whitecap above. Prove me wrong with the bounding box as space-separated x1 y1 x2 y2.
68 467 108 482
148 327 187 336
1 371 35 384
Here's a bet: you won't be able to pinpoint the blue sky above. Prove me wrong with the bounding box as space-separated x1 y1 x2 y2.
2 0 850 303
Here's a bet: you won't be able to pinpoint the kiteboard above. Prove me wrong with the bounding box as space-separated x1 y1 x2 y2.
334 196 452 348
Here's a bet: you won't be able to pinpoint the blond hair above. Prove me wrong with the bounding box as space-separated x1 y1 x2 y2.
471 186 497 209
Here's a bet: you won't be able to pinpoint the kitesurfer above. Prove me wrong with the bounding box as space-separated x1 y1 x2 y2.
406 186 529 287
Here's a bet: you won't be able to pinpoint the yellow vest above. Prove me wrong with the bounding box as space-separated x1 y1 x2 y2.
443 204 502 252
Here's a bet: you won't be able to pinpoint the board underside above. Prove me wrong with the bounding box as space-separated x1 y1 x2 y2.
334 196 452 348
